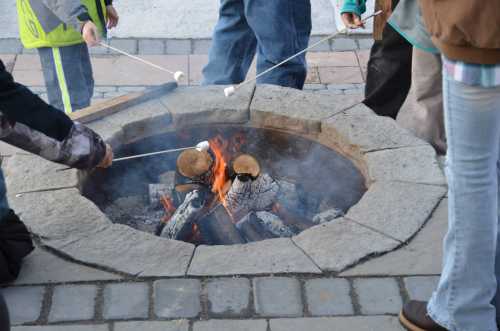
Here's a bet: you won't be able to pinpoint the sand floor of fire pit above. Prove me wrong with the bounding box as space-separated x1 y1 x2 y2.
3 84 447 277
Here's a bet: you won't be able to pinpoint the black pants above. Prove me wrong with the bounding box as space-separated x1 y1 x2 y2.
0 291 10 331
363 0 413 119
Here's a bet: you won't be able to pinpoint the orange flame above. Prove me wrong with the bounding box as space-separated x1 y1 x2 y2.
160 195 176 223
208 135 230 204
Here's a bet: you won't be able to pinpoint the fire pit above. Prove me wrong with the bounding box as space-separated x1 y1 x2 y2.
83 125 366 245
4 84 447 277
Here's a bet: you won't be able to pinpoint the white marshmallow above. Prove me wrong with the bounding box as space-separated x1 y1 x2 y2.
224 86 236 97
174 71 185 82
195 141 210 152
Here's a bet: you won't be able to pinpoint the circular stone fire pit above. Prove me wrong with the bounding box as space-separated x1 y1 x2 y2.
4 84 447 277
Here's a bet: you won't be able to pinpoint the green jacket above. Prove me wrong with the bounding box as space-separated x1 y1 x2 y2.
17 0 110 49
340 0 367 17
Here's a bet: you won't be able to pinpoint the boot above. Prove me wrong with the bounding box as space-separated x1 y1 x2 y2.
399 300 447 331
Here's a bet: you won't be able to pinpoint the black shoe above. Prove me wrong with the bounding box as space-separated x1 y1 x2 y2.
399 301 447 331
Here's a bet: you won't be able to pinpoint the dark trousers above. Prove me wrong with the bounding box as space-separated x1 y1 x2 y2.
0 291 10 331
363 0 412 119
202 0 312 89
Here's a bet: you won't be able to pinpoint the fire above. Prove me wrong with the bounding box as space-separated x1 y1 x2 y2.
160 195 176 223
208 135 230 204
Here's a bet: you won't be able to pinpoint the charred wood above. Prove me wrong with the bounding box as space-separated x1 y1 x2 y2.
197 204 246 245
273 203 315 232
255 211 296 237
312 208 344 224
236 212 277 242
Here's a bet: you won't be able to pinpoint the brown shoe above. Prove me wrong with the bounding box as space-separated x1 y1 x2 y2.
399 301 447 331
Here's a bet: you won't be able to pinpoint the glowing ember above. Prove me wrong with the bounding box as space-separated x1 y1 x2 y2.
160 195 176 223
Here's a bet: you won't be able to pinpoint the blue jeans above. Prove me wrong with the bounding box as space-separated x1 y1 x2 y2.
427 67 500 330
38 43 94 113
202 0 311 89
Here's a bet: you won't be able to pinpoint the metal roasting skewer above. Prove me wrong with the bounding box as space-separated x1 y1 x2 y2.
98 42 185 82
223 10 383 97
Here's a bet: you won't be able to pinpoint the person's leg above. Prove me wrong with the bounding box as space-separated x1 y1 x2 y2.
363 0 412 119
80 43 94 105
202 0 257 85
397 48 446 154
0 291 10 331
427 72 500 330
245 0 311 89
38 43 93 113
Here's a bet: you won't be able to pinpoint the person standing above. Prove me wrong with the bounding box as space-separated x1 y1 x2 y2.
202 0 311 90
399 0 500 330
16 0 119 113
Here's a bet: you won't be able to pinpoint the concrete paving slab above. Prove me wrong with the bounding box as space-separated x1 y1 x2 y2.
253 277 303 317
305 278 353 316
114 320 189 331
0 141 27 156
340 198 447 276
13 55 41 70
269 316 405 331
404 276 440 301
14 247 120 285
346 181 446 242
188 238 321 276
293 218 399 272
188 54 208 85
2 286 45 324
154 279 201 318
306 51 358 67
318 66 363 84
353 278 402 314
103 283 149 319
0 54 17 71
12 326 108 331
49 285 98 322
194 320 267 331
206 278 251 316
10 68 45 86
306 67 321 84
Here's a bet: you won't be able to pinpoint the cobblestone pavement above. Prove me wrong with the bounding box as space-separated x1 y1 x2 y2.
0 50 448 330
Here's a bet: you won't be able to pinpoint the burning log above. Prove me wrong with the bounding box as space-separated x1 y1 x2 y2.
177 149 213 179
236 212 277 242
197 204 246 245
158 190 208 241
232 154 261 178
225 173 279 219
255 211 296 237
272 203 315 232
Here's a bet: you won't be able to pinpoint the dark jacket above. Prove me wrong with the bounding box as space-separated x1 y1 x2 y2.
418 0 500 64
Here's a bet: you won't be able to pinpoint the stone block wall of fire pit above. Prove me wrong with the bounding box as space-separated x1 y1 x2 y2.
4 84 447 277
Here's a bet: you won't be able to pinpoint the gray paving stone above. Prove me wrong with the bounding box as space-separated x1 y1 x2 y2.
353 278 403 315
49 285 97 322
12 326 108 331
253 277 303 317
114 320 190 331
269 316 405 331
166 39 192 54
325 103 427 152
188 238 321 276
331 38 358 51
94 86 118 93
159 85 252 128
293 218 399 272
303 84 327 91
346 181 446 242
206 278 251 316
3 154 78 194
90 45 109 55
139 39 165 54
357 38 375 49
404 276 440 301
341 198 447 276
2 286 45 324
154 279 201 318
0 39 23 53
21 48 37 54
308 36 331 52
0 141 26 156
194 320 268 331
109 39 138 54
192 39 212 54
250 85 361 134
366 145 446 185
14 247 120 285
117 86 148 92
103 283 149 320
305 278 354 316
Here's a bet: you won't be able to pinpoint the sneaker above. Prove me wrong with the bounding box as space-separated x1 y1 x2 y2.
399 300 447 331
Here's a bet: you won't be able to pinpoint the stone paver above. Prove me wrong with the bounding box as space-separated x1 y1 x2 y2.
269 316 405 331
188 238 321 276
192 39 212 54
341 198 447 277
139 39 166 55
109 39 138 54
49 285 97 322
206 278 251 316
331 38 358 51
404 276 440 301
353 278 403 315
188 54 208 85
166 40 192 55
103 283 149 320
306 51 358 67
2 286 45 324
114 320 190 331
194 320 268 331
253 277 302 317
293 218 400 272
154 279 201 318
318 66 363 84
305 278 354 316
12 326 108 331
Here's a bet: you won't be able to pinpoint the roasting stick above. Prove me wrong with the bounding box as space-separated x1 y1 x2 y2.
224 10 383 97
99 42 185 82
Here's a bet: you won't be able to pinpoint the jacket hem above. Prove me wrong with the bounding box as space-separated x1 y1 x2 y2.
432 38 500 65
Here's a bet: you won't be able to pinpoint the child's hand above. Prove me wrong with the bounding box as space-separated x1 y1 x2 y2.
341 12 365 29
82 21 100 47
106 5 119 29
97 144 113 168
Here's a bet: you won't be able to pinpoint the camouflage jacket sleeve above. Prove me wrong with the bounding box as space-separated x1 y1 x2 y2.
41 0 90 32
0 117 106 169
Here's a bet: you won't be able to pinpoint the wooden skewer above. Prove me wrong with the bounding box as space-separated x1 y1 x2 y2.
224 10 383 97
